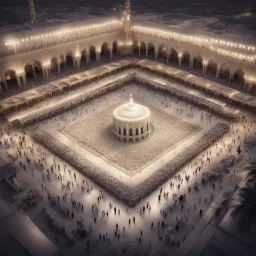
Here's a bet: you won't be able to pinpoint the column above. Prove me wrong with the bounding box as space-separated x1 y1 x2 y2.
0 78 7 90
229 73 234 83
109 48 113 60
121 124 123 141
155 49 158 61
167 50 170 64
3 79 8 90
96 51 101 63
139 46 141 57
64 58 67 70
75 56 81 69
133 124 135 142
20 72 26 86
216 66 220 79
32 66 36 80
43 68 47 79
15 75 22 88
126 123 128 142
146 47 148 58
44 66 50 79
244 82 247 91
22 74 27 86
86 51 90 66
0 83 2 95
73 58 76 69
178 54 182 68
202 63 207 74
189 57 193 70
57 62 60 74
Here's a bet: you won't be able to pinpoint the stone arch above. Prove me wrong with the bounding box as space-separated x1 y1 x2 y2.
148 42 155 59
5 70 17 89
89 45 96 62
219 62 231 82
101 42 109 61
50 57 58 74
66 51 74 68
193 54 203 71
158 45 168 61
81 50 87 67
206 59 217 76
24 58 43 81
133 40 139 57
140 41 147 58
113 41 118 58
169 48 179 66
24 63 35 82
181 51 190 68
34 66 43 78
24 58 42 68
233 68 245 85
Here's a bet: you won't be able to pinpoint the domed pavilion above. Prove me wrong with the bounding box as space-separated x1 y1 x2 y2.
113 93 151 142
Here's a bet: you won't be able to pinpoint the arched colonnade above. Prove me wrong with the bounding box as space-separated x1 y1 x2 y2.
133 40 248 90
0 41 119 92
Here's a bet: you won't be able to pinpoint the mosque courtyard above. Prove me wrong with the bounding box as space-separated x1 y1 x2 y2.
1 63 256 255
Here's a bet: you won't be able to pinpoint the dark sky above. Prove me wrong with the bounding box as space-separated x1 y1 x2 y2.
0 0 255 25
0 0 255 9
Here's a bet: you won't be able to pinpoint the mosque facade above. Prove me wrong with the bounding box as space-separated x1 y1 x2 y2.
0 0 255 94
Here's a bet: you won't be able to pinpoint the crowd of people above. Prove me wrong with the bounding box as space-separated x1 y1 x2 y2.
0 69 256 255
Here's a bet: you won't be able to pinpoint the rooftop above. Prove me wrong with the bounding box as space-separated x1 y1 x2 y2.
113 93 151 121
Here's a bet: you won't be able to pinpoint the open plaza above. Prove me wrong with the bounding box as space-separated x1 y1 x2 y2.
0 1 256 256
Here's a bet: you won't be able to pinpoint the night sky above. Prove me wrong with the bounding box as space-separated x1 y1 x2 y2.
0 0 255 27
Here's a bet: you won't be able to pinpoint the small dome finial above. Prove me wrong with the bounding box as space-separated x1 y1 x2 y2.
129 92 134 106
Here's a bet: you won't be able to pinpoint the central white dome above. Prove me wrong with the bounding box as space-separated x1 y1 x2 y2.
113 93 150 121
112 93 151 142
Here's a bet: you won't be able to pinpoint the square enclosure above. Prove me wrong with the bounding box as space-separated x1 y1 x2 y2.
62 102 200 176
32 82 230 206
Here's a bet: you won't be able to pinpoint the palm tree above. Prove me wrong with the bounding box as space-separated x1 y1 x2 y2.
244 162 256 188
230 183 256 232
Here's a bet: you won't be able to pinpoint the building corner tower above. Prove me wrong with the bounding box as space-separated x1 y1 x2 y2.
123 0 131 33
120 0 133 56
28 0 36 24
